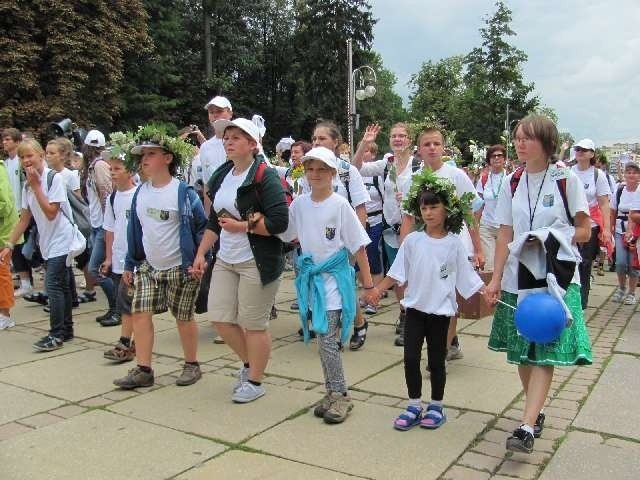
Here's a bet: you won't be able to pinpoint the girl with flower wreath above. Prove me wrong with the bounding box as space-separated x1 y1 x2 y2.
365 170 484 430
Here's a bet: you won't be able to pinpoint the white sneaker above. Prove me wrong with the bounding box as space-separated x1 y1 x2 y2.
0 314 15 330
623 294 637 305
612 287 626 303
14 286 32 298
233 366 249 393
232 381 265 403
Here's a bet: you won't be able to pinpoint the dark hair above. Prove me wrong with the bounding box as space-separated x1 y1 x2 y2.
2 128 22 142
513 114 558 158
485 144 506 164
419 188 447 207
291 140 311 154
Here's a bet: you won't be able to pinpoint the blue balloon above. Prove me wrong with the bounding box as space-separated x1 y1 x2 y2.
514 293 567 344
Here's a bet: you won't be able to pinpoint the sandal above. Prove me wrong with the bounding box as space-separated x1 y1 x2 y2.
420 404 447 429
393 404 423 431
77 291 97 303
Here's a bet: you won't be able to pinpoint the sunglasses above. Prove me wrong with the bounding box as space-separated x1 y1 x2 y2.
574 147 592 152
490 153 505 158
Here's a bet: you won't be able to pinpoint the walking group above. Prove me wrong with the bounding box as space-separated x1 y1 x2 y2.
3 95 634 454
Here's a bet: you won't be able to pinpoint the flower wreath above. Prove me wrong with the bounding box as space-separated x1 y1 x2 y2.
106 131 137 172
131 124 197 170
402 168 475 234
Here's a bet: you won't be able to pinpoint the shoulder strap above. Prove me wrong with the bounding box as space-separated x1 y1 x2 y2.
556 176 574 226
481 172 489 188
616 184 625 211
109 191 116 215
47 169 56 191
594 166 598 187
509 166 525 195
254 160 267 184
411 156 421 172
371 176 383 204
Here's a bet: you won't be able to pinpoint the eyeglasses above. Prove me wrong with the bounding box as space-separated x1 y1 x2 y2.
574 147 592 152
513 136 534 144
490 153 505 158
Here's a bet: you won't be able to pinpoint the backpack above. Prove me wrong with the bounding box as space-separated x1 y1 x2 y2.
47 170 92 239
336 158 353 205
382 155 422 183
509 165 573 226
254 161 293 206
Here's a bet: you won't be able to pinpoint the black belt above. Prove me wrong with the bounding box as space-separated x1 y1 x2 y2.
618 213 629 232
367 210 382 217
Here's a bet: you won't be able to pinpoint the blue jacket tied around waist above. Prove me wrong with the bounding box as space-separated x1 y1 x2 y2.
294 248 356 345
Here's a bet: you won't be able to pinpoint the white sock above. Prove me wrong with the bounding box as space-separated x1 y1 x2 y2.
430 400 443 407
20 279 31 289
408 398 422 408
520 424 534 435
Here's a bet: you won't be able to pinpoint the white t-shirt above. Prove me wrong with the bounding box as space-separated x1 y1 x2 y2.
102 187 136 274
403 162 480 254
495 166 589 292
280 193 370 310
359 156 418 226
188 154 202 186
571 165 611 228
56 168 81 192
21 167 74 260
87 159 109 228
199 136 226 185
5 156 22 209
300 163 370 209
214 168 253 264
389 231 484 316
135 178 182 270
476 170 506 228
611 186 638 234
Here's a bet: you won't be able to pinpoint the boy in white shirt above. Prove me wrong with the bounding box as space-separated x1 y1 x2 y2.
0 139 75 351
101 146 138 361
279 146 373 424
366 172 484 430
114 128 206 389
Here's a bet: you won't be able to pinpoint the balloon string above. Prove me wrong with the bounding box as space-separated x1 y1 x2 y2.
496 298 517 310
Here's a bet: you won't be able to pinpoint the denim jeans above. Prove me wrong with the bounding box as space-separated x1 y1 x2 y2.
88 227 116 309
45 255 73 339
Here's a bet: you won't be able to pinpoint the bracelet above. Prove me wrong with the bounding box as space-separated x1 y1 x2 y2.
363 285 375 290
5 241 14 251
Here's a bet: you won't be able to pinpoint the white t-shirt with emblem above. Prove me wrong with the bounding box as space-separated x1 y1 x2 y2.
103 187 137 274
388 230 484 316
21 167 74 260
135 178 182 270
214 168 253 264
495 166 589 292
279 193 370 310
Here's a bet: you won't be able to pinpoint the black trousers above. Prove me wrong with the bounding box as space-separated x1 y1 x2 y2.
403 308 450 401
578 225 601 310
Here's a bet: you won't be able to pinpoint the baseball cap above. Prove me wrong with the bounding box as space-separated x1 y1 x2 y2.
574 138 595 151
213 118 260 143
301 146 338 170
204 96 232 110
84 129 105 147
624 160 640 171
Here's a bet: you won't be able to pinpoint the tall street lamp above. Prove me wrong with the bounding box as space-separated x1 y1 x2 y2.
346 39 377 157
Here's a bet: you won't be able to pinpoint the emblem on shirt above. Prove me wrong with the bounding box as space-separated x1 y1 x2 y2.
439 263 450 279
147 207 171 221
542 194 554 207
550 167 569 180
583 183 589 189
325 227 336 240
125 209 131 219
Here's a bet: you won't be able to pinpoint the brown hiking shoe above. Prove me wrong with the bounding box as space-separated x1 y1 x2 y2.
113 366 154 390
103 341 135 363
175 363 202 386
313 393 332 418
323 392 353 424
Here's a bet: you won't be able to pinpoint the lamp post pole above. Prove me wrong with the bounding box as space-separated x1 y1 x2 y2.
347 39 354 157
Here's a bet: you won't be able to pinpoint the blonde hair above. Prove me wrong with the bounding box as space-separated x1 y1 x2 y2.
47 137 74 166
17 138 44 158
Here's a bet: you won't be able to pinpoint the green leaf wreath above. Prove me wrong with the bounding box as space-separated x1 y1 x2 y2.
106 131 137 171
132 123 196 169
402 167 475 234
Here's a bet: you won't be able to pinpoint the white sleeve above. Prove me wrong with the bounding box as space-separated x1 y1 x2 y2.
47 174 67 204
475 178 484 196
346 165 371 208
455 241 485 299
278 199 299 242
359 159 387 177
20 184 28 210
103 196 116 232
595 170 612 197
455 169 480 199
630 190 640 212
340 200 371 253
387 237 408 285
68 171 81 191
567 171 590 217
495 174 514 226
273 165 288 179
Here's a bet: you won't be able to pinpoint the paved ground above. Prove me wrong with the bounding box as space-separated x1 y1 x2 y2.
1 269 638 479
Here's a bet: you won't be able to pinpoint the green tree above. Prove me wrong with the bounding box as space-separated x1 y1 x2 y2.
460 0 538 146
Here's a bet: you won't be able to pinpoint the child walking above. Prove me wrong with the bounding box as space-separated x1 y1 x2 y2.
101 142 138 362
113 126 206 389
366 171 484 430
279 146 373 424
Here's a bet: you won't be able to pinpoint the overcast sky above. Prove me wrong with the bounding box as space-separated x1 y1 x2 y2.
370 0 640 145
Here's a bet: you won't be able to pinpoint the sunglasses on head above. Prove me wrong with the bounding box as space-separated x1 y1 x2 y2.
574 147 592 152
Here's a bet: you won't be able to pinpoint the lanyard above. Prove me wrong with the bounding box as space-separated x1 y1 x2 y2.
490 171 504 198
526 167 549 230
